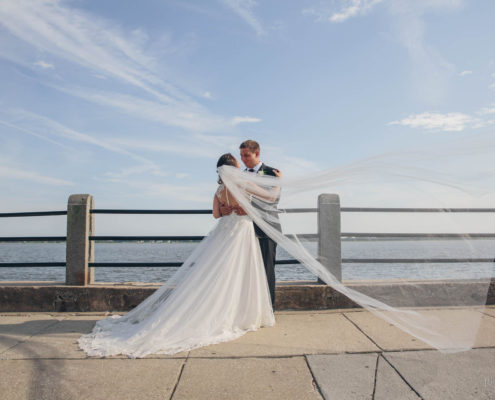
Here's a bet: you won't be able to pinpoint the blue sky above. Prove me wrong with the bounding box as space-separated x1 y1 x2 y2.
1 0 495 235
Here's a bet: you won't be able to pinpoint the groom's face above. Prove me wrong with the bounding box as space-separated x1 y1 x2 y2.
240 148 259 169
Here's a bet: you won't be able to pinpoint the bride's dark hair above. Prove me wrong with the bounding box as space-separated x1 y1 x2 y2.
216 153 237 184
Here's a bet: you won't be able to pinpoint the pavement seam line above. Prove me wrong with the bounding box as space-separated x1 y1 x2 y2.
303 354 326 399
187 354 333 360
341 312 384 352
7 345 495 361
381 353 424 399
480 310 495 319
169 351 189 400
0 316 67 357
371 352 380 400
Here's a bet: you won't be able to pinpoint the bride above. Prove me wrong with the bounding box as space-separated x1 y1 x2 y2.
78 153 280 358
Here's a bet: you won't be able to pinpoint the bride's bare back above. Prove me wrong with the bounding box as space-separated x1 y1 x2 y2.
216 184 239 207
213 184 245 219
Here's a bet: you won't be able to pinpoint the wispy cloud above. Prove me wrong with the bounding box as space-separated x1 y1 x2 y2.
389 112 475 131
105 177 214 204
303 0 464 104
303 0 384 23
220 0 265 36
1 108 156 165
0 0 160 93
0 164 73 186
106 138 221 159
33 60 54 69
458 70 472 76
106 132 243 160
0 118 75 151
58 85 228 133
231 116 261 125
387 0 463 105
389 105 495 132
0 0 244 134
105 165 168 180
478 104 495 115
489 83 495 91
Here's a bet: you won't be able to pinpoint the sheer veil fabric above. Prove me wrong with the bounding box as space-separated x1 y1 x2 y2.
218 144 494 353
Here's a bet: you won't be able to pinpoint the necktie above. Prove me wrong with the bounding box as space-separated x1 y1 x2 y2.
248 168 255 172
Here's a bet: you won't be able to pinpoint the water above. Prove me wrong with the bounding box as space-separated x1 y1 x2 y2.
1 239 493 283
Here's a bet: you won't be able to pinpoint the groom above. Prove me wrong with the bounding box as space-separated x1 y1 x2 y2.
239 140 281 306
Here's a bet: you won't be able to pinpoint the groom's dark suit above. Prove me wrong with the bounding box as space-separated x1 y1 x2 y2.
248 163 281 306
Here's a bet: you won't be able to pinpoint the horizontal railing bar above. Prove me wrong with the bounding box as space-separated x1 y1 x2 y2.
275 259 301 265
89 261 303 267
2 257 492 268
341 233 495 238
280 208 318 213
0 211 67 218
0 237 67 242
89 234 319 241
279 258 494 264
2 208 494 218
91 209 211 215
1 233 493 243
91 207 495 214
287 234 318 239
89 236 205 241
91 208 318 214
0 262 66 267
342 258 495 263
89 260 303 267
90 262 182 267
2 233 493 243
341 207 495 213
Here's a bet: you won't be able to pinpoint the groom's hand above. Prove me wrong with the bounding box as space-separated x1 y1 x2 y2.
219 204 233 216
233 205 247 216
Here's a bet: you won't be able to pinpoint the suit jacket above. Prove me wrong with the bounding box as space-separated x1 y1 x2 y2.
251 163 282 238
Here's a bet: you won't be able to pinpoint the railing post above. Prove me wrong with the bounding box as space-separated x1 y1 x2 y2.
317 194 342 283
66 194 94 285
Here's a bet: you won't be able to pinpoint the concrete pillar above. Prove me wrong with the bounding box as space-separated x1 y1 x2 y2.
317 194 342 283
66 194 94 285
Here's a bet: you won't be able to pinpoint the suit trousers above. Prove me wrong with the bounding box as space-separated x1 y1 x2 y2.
258 236 277 306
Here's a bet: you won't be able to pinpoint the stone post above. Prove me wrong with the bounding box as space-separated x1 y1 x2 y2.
66 194 94 285
317 194 342 283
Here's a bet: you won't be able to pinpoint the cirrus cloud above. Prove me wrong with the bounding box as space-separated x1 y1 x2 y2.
303 0 384 23
219 0 265 36
389 112 478 132
231 116 261 125
33 60 54 69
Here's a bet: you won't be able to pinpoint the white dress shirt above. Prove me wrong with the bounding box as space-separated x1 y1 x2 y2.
246 162 263 173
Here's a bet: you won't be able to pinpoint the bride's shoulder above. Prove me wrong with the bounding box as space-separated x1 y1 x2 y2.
215 184 225 198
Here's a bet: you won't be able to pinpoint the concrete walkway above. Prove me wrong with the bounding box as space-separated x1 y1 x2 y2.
1 307 494 399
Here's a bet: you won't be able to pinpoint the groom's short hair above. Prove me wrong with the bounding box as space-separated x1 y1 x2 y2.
239 140 260 154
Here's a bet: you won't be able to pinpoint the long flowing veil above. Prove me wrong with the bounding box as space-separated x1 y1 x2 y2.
219 140 494 353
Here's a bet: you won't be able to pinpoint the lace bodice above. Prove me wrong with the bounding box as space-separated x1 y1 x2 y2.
215 184 239 207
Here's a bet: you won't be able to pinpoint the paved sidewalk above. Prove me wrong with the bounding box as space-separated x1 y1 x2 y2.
0 307 494 399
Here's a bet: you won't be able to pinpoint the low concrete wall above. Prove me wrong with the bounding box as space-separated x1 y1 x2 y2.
0 280 493 312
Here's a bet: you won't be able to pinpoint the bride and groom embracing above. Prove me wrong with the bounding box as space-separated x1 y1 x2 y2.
78 140 283 358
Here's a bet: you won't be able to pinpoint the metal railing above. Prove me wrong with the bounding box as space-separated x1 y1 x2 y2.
1 195 494 285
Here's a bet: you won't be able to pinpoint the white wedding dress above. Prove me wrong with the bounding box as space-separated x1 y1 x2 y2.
77 186 275 358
